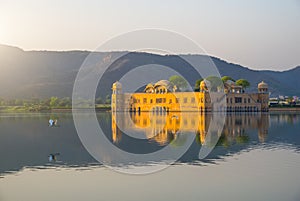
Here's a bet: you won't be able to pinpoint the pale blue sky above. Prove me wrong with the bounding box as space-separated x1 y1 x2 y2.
0 0 299 70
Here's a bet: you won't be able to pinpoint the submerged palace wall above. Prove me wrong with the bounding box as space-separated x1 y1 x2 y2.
111 80 269 113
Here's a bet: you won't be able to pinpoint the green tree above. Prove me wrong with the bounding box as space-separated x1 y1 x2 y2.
206 76 223 92
50 97 59 108
194 78 203 92
169 75 188 91
221 76 235 83
41 98 51 107
58 97 71 107
287 96 294 105
236 79 250 89
23 100 29 107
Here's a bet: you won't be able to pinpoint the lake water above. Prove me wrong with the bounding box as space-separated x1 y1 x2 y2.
0 112 300 201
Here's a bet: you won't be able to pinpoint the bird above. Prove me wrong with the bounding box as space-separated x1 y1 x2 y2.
49 119 54 127
48 153 60 162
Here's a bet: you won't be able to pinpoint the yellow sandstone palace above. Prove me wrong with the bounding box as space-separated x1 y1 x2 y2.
111 79 269 113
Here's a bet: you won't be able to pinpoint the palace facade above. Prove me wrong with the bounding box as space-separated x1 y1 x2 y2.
111 79 269 113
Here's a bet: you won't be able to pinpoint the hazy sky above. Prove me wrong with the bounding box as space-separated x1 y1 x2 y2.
0 0 299 70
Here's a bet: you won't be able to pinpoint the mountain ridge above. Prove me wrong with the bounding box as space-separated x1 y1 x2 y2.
0 44 299 98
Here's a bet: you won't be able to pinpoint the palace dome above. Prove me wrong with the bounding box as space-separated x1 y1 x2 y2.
144 83 155 93
145 83 154 89
154 80 174 92
225 80 236 86
155 80 172 87
258 81 268 89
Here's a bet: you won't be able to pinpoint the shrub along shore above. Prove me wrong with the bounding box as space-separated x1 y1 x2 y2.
0 96 111 112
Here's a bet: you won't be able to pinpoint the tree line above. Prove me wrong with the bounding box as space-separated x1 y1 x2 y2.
194 76 250 92
168 75 250 92
0 95 111 111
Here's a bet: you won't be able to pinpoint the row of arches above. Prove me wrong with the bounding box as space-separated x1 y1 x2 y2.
130 106 171 114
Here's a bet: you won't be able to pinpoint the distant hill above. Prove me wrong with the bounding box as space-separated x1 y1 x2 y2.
0 44 299 99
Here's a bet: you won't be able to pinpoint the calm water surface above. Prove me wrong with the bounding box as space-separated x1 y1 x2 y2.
0 112 300 201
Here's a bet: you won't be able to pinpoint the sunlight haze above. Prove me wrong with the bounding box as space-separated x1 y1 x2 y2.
0 0 299 70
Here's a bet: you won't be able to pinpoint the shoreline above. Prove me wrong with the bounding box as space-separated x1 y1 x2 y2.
0 106 111 113
269 107 300 112
51 108 111 112
1 106 300 113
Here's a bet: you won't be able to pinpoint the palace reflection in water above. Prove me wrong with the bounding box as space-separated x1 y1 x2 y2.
1 112 300 177
112 111 269 146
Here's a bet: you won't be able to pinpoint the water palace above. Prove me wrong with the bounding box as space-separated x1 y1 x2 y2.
111 79 269 113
